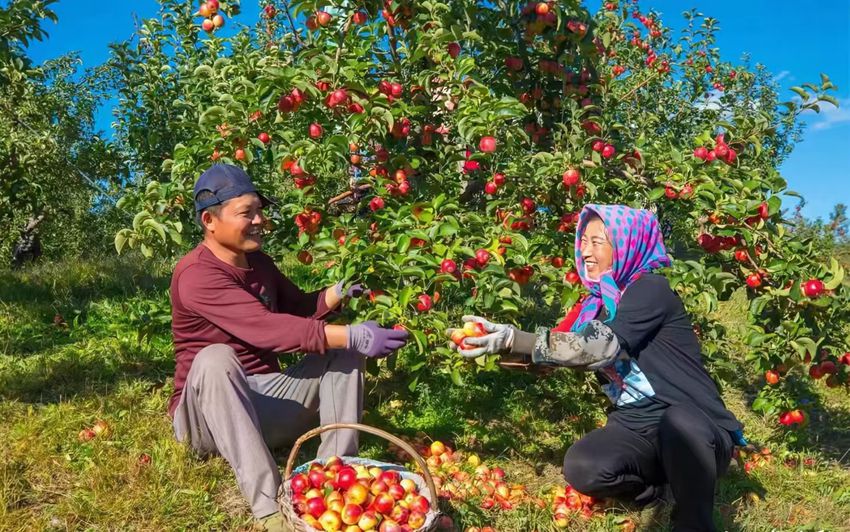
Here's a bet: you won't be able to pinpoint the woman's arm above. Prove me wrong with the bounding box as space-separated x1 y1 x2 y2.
511 321 621 370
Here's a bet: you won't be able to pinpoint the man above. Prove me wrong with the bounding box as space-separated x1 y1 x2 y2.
169 164 408 531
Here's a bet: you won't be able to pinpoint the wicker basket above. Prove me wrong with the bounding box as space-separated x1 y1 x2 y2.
278 423 441 531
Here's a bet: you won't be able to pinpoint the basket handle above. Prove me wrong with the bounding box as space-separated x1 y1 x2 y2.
283 422 438 508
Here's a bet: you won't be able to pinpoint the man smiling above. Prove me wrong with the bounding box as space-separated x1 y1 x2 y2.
168 164 408 530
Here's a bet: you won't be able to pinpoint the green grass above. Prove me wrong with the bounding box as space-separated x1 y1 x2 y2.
0 257 848 531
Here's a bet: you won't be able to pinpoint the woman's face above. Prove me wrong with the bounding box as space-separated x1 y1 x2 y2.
579 216 614 280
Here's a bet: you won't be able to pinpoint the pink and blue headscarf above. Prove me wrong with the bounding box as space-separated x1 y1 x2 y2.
571 204 670 332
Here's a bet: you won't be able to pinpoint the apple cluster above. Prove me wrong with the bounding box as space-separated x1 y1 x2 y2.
289 456 430 531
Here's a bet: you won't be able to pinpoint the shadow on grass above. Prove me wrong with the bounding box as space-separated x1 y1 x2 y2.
0 256 175 403
0 339 174 404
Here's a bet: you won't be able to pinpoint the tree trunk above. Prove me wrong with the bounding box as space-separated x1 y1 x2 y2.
11 214 44 269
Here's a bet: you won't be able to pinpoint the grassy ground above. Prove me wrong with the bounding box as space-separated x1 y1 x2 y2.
0 257 848 531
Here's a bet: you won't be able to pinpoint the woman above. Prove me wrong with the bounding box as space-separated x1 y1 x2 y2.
450 204 744 532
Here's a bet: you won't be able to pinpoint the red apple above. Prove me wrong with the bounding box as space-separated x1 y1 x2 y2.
390 505 409 524
409 494 429 514
336 467 358 490
257 132 270 144
430 441 446 456
416 294 432 312
440 258 457 274
341 503 363 526
369 197 385 212
379 471 400 486
358 510 379 529
809 364 825 380
291 473 310 494
352 11 367 24
840 353 850 366
484 181 498 195
475 249 490 266
399 478 417 494
319 509 342 531
309 123 324 139
316 10 332 26
601 144 616 158
535 2 550 15
565 270 580 285
479 136 497 153
802 278 825 298
378 519 402 532
789 409 805 424
201 18 214 32
388 483 405 501
562 168 580 187
212 14 224 28
307 496 327 518
745 273 762 288
447 42 461 58
345 484 369 506
765 370 779 385
373 492 395 514
820 360 837 375
551 256 565 268
309 469 326 489
234 148 246 161
92 420 110 437
407 510 426 529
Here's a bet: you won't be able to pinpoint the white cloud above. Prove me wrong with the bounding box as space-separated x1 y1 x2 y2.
695 89 723 111
809 98 850 131
773 70 791 83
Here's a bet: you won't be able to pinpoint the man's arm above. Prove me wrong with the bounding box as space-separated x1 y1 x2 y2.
181 266 340 353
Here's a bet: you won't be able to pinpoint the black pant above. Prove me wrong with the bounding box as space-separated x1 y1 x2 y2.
562 403 733 532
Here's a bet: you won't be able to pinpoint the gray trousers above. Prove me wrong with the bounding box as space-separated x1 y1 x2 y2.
172 344 364 519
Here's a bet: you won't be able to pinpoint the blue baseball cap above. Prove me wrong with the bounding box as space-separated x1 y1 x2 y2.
193 164 275 212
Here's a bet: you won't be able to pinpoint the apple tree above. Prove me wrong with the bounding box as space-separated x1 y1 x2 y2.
0 0 126 265
112 0 849 422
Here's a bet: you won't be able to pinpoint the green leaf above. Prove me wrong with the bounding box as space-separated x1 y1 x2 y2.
114 231 128 254
825 258 844 290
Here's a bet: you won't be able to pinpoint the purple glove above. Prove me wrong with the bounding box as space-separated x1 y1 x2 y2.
335 281 369 299
347 321 409 358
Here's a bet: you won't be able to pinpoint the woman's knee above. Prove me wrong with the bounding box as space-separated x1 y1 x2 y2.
563 442 609 495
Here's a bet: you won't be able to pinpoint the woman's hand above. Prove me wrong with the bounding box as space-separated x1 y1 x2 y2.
447 315 516 358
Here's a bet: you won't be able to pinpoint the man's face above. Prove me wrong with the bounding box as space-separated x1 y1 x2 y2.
202 193 265 253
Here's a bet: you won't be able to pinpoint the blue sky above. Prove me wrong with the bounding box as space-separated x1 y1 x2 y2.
24 0 849 221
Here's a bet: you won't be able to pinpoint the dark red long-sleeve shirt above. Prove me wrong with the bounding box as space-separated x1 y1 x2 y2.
168 244 333 415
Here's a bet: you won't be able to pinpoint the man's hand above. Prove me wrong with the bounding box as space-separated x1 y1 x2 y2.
446 315 516 358
335 281 369 299
347 321 409 358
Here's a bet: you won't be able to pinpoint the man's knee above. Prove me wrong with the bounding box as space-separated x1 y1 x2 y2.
324 349 365 374
192 344 241 378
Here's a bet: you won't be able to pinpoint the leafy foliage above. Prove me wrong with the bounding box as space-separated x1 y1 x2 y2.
110 0 848 418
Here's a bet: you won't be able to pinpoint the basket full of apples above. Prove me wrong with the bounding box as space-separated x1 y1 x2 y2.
278 423 441 531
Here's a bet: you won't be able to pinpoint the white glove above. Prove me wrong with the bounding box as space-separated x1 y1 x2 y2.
454 315 516 358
